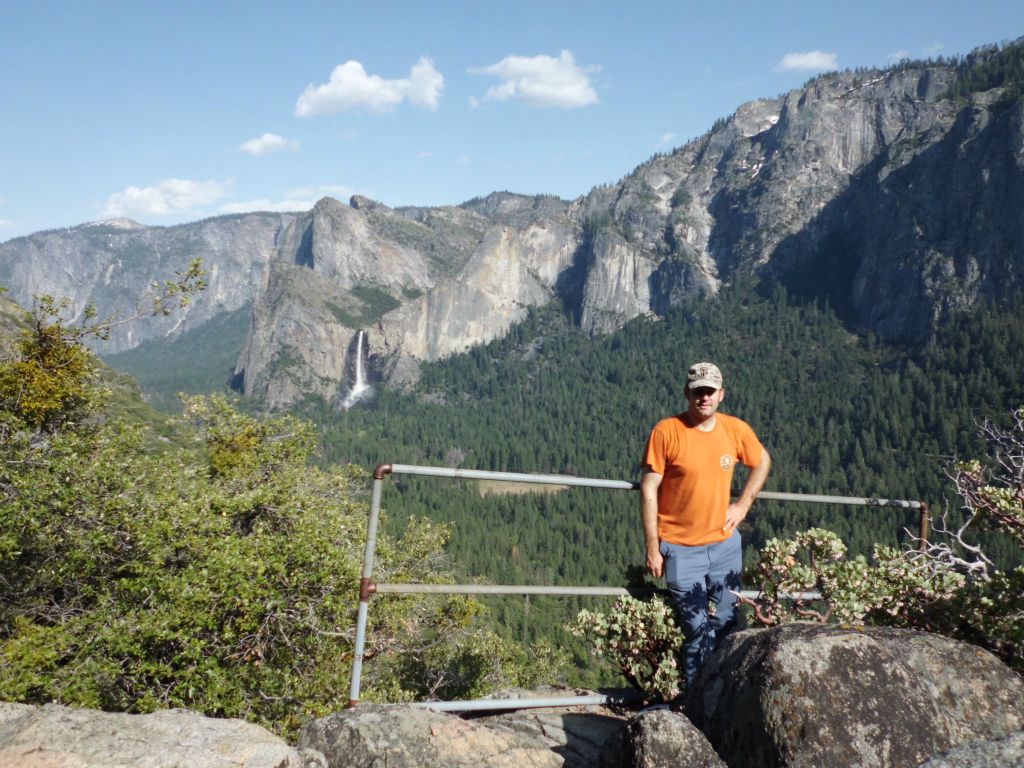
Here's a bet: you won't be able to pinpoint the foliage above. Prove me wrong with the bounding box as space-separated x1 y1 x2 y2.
952 410 1024 550
0 296 99 430
101 307 251 413
945 38 1024 102
0 287 562 737
0 258 207 430
743 408 1024 674
384 624 569 703
568 595 683 703
745 529 964 626
325 284 403 328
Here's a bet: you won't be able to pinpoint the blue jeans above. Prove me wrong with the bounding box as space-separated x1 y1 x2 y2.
661 532 743 684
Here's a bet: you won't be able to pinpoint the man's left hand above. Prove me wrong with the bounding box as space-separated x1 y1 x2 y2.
723 502 748 533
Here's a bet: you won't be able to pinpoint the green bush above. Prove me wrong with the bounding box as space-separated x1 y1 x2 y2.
0 285 562 736
743 408 1024 673
568 595 683 703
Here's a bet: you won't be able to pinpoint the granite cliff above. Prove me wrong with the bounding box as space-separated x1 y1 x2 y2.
0 213 293 354
1 44 1022 409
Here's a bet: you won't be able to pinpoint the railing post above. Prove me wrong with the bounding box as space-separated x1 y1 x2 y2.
347 464 391 708
918 501 930 551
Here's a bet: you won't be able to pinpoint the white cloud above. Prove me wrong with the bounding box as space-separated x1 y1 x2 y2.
240 132 299 155
887 49 910 63
470 50 599 108
415 151 432 159
775 50 838 72
922 42 944 57
219 198 314 214
407 57 444 109
657 132 676 147
0 219 14 229
295 56 443 116
103 179 230 218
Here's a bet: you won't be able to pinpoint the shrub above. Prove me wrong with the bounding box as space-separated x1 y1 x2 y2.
568 595 683 703
0 279 562 736
743 407 1024 673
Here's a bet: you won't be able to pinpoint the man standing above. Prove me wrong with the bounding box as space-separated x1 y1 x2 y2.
641 362 771 684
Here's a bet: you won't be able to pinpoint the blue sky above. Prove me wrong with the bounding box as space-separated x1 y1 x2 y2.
1 1 1021 240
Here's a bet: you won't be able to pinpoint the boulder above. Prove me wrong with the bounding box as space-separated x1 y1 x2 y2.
918 730 1024 768
600 707 727 768
297 703 563 768
473 692 628 768
868 627 1024 744
684 623 1024 768
0 701 321 768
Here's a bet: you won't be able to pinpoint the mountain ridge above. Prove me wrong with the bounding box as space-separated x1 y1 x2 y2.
1 41 1022 409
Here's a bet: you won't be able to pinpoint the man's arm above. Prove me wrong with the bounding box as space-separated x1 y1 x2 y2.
724 450 772 534
640 470 664 578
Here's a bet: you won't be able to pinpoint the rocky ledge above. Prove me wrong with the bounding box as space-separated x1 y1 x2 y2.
2 625 1023 768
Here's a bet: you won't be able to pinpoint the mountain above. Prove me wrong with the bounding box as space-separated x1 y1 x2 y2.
0 213 294 354
0 291 28 356
213 44 1024 409
1 41 1022 410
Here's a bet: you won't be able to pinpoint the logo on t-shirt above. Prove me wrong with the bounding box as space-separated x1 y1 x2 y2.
720 454 735 471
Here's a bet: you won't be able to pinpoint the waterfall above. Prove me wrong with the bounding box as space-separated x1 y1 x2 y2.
341 329 371 410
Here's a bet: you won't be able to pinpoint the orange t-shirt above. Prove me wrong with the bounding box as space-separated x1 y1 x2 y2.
643 412 764 546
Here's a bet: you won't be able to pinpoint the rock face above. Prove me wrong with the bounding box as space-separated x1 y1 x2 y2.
602 708 727 768
230 196 443 408
375 221 578 381
683 623 1024 768
230 193 580 406
236 46 1024 407
297 703 563 768
0 213 293 354
0 701 321 768
2 627 1023 767
2 43 1023 407
919 731 1024 768
472 692 629 768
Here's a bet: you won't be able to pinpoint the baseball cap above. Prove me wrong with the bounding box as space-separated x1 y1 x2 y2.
686 362 723 390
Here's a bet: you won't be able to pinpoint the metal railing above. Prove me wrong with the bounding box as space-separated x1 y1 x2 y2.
349 462 929 711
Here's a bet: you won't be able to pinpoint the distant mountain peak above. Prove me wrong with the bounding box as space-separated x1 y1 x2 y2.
80 218 146 231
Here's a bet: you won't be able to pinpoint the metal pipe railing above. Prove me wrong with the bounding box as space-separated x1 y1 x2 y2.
371 583 821 601
348 462 929 709
414 692 640 712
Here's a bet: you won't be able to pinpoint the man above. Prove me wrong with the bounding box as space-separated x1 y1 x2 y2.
641 361 771 684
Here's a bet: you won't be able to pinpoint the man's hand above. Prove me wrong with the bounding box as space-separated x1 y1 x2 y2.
723 502 748 534
646 546 664 579
724 450 771 534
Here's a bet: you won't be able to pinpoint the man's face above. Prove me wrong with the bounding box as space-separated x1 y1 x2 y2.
686 386 724 421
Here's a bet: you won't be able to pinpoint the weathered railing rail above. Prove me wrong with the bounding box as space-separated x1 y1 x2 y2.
349 462 928 711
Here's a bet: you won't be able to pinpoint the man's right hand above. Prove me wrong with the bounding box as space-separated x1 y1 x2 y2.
646 547 664 579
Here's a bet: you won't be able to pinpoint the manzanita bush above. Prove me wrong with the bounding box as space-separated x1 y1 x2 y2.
745 407 1024 674
568 595 683 703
